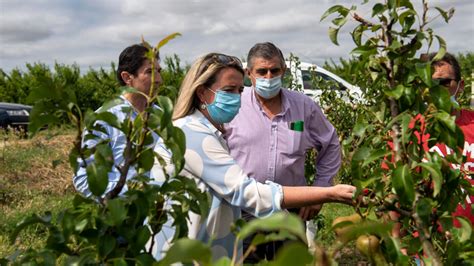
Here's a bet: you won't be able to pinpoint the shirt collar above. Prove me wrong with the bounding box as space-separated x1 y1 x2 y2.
190 110 222 137
249 87 290 117
119 94 160 112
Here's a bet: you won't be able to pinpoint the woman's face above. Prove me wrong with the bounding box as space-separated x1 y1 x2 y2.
199 67 244 104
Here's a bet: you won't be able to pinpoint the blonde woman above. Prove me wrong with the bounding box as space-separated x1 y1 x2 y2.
151 53 355 261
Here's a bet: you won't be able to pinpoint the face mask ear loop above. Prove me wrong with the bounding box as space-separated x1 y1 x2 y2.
453 81 461 99
200 88 215 110
207 87 217 94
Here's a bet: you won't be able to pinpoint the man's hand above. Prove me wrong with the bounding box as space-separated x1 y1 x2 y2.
299 204 323 221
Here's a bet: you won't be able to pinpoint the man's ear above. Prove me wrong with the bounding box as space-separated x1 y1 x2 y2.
120 71 132 86
459 79 465 94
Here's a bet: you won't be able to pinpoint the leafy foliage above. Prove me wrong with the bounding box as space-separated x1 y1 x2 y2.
4 34 212 265
2 1 473 264
319 1 473 264
0 55 186 111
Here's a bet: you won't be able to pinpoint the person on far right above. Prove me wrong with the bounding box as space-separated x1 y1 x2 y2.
426 51 473 226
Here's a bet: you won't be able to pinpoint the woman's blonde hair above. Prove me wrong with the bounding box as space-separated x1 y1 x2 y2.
173 53 244 120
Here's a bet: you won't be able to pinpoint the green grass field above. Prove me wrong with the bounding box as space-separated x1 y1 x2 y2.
0 129 364 263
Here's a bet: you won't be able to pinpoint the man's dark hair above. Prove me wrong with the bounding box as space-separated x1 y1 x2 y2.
116 44 160 86
425 52 462 81
247 42 285 70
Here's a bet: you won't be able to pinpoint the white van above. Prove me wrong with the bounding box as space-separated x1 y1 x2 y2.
242 61 364 104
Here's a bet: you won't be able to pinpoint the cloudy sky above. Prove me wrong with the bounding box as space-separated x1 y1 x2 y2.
1 0 473 73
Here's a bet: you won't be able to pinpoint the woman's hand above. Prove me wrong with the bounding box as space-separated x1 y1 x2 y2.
331 184 356 204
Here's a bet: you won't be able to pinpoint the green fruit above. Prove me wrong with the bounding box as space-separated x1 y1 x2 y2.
356 235 380 257
332 213 362 236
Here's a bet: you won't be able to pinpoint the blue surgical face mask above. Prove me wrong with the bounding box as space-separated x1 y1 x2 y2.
450 82 461 107
205 88 241 124
254 75 282 99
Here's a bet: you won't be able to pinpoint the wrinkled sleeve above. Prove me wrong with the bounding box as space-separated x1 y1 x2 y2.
72 122 134 197
181 124 283 217
307 102 341 187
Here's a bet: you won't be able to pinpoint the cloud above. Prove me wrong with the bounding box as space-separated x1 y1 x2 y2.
0 0 472 73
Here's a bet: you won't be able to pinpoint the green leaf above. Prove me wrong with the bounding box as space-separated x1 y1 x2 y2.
352 146 371 162
134 226 151 249
430 85 452 113
455 216 472 243
136 254 156 266
113 258 128 266
435 112 456 133
383 236 410 264
362 148 390 167
384 84 404 99
10 212 52 244
434 7 454 23
170 128 186 172
329 27 340 46
138 148 155 171
332 16 348 27
418 162 443 197
156 32 182 50
106 199 128 226
250 231 295 247
372 3 385 17
268 242 313 266
86 164 109 197
213 257 231 266
237 212 306 244
95 111 120 129
351 45 377 56
74 219 88 232
399 0 414 9
98 235 116 258
415 62 431 87
157 238 212 266
387 0 396 9
98 97 124 113
399 10 416 32
352 25 365 46
320 5 347 21
94 143 114 167
352 121 368 137
415 198 433 225
335 220 393 242
432 35 447 62
392 164 415 205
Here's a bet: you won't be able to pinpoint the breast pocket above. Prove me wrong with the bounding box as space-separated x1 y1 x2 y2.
287 130 305 156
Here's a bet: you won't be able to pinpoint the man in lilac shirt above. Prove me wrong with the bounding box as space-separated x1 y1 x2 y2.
224 42 341 261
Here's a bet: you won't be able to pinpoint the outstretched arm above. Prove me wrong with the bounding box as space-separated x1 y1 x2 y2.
281 184 355 209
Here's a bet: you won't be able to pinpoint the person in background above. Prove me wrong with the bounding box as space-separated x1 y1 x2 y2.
427 52 473 226
387 52 473 263
150 52 355 261
223 42 342 261
73 43 162 197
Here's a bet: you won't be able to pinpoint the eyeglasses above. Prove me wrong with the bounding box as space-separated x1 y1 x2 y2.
197 53 243 75
433 78 455 87
254 67 282 76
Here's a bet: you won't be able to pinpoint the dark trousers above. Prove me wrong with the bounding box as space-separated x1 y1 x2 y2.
242 209 304 263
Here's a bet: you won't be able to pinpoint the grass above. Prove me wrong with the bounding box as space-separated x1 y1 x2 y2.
0 128 76 258
317 203 367 265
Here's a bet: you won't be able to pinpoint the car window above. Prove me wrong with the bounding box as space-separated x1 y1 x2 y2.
302 70 347 91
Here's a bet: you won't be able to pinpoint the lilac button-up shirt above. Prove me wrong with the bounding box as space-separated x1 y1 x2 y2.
224 87 341 187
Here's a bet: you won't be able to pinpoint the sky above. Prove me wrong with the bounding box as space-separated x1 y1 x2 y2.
0 0 473 73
